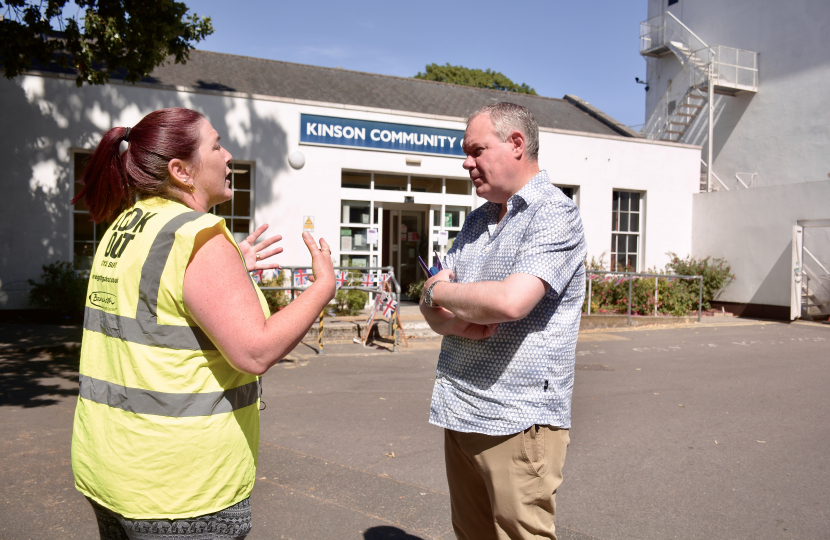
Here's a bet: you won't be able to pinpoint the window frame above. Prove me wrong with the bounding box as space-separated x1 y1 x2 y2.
210 160 256 243
611 190 643 272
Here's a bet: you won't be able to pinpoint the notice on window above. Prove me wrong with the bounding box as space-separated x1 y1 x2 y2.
367 228 378 245
437 231 448 246
303 216 314 232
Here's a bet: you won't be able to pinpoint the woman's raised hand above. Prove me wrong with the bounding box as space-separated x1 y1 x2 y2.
239 224 283 272
302 232 336 295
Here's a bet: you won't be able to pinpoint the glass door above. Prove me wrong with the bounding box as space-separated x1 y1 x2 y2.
397 210 426 297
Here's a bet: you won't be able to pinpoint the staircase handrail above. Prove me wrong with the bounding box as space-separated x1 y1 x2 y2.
641 11 710 59
643 59 707 140
700 159 729 191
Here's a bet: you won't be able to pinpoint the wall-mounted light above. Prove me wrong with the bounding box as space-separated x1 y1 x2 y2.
635 77 649 91
288 151 305 169
406 157 421 166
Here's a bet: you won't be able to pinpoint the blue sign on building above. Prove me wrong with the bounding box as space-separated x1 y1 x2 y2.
300 114 465 157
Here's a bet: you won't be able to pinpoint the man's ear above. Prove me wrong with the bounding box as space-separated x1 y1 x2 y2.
509 130 526 159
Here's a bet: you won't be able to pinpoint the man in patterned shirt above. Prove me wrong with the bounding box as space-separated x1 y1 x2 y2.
420 102 587 540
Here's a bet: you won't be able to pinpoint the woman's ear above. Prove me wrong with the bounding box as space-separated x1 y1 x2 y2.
168 158 193 190
168 158 190 181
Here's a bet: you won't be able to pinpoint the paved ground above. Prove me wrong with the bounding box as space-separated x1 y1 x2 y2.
0 319 828 539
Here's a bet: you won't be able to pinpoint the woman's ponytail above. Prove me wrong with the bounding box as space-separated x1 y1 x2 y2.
71 108 204 224
71 126 133 224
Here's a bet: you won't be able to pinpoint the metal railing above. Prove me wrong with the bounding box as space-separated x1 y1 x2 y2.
641 11 711 64
585 271 704 326
257 265 402 353
642 13 711 142
711 45 759 91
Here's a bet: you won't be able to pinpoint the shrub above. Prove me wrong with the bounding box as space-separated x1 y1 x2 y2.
27 262 88 321
407 278 426 300
259 271 291 314
332 271 368 316
583 252 734 316
665 253 735 310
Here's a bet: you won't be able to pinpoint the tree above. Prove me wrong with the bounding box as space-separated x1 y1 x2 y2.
414 63 537 95
1 0 213 86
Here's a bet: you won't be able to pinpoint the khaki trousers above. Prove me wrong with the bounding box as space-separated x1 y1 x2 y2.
444 426 570 540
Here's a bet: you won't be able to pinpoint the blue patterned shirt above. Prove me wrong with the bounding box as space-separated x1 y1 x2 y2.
429 170 587 435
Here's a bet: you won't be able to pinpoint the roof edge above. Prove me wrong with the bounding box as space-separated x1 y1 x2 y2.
563 95 643 138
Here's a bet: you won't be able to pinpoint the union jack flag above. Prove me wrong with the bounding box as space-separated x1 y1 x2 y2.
381 295 398 317
374 292 387 308
294 268 310 287
361 273 376 287
378 273 390 284
588 273 597 280
250 269 263 284
335 270 349 289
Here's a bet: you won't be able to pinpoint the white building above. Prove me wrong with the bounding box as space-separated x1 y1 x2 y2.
640 0 830 319
0 50 700 311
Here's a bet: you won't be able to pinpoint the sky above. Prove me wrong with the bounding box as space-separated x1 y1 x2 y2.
184 0 651 129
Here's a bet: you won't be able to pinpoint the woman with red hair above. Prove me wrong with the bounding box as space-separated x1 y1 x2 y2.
71 107 335 539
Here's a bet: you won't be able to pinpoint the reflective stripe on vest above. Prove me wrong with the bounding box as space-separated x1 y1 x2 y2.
83 211 217 351
79 374 260 417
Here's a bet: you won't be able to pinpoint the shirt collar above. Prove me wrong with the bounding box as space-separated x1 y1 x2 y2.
509 170 550 208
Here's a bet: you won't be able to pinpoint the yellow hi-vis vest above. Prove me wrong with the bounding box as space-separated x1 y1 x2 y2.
72 197 269 519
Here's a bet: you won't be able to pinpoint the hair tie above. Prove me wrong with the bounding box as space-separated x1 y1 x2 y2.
119 127 131 156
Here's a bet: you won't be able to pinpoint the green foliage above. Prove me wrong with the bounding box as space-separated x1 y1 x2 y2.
332 271 368 316
414 63 537 95
406 278 426 300
333 288 368 317
258 271 291 314
582 252 734 317
27 261 87 319
1 0 213 86
665 253 736 310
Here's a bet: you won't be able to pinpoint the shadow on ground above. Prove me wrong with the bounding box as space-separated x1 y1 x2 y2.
0 324 81 407
363 526 425 540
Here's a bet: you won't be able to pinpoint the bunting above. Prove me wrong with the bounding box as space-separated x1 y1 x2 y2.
381 295 398 317
294 268 310 287
335 270 349 289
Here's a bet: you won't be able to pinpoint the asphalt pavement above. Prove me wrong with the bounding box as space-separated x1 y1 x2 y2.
0 319 828 539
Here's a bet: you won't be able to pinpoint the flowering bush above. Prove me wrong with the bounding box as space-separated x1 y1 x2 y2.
583 253 734 316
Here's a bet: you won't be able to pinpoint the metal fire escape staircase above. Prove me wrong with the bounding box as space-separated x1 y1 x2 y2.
640 12 759 191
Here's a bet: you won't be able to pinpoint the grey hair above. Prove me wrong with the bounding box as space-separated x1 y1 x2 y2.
467 102 539 162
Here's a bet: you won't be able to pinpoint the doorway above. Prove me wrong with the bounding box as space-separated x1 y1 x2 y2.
383 208 428 298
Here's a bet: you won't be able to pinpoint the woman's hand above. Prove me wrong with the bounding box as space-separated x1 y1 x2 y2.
302 232 336 297
239 224 283 272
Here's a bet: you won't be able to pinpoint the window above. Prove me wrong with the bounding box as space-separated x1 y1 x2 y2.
211 162 253 242
72 151 109 270
342 172 370 189
668 0 679 5
373 174 407 191
611 190 641 271
446 178 472 195
410 176 442 193
555 185 576 200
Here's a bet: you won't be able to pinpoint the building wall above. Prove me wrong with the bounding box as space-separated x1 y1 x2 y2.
0 74 700 309
692 180 830 307
645 0 830 188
